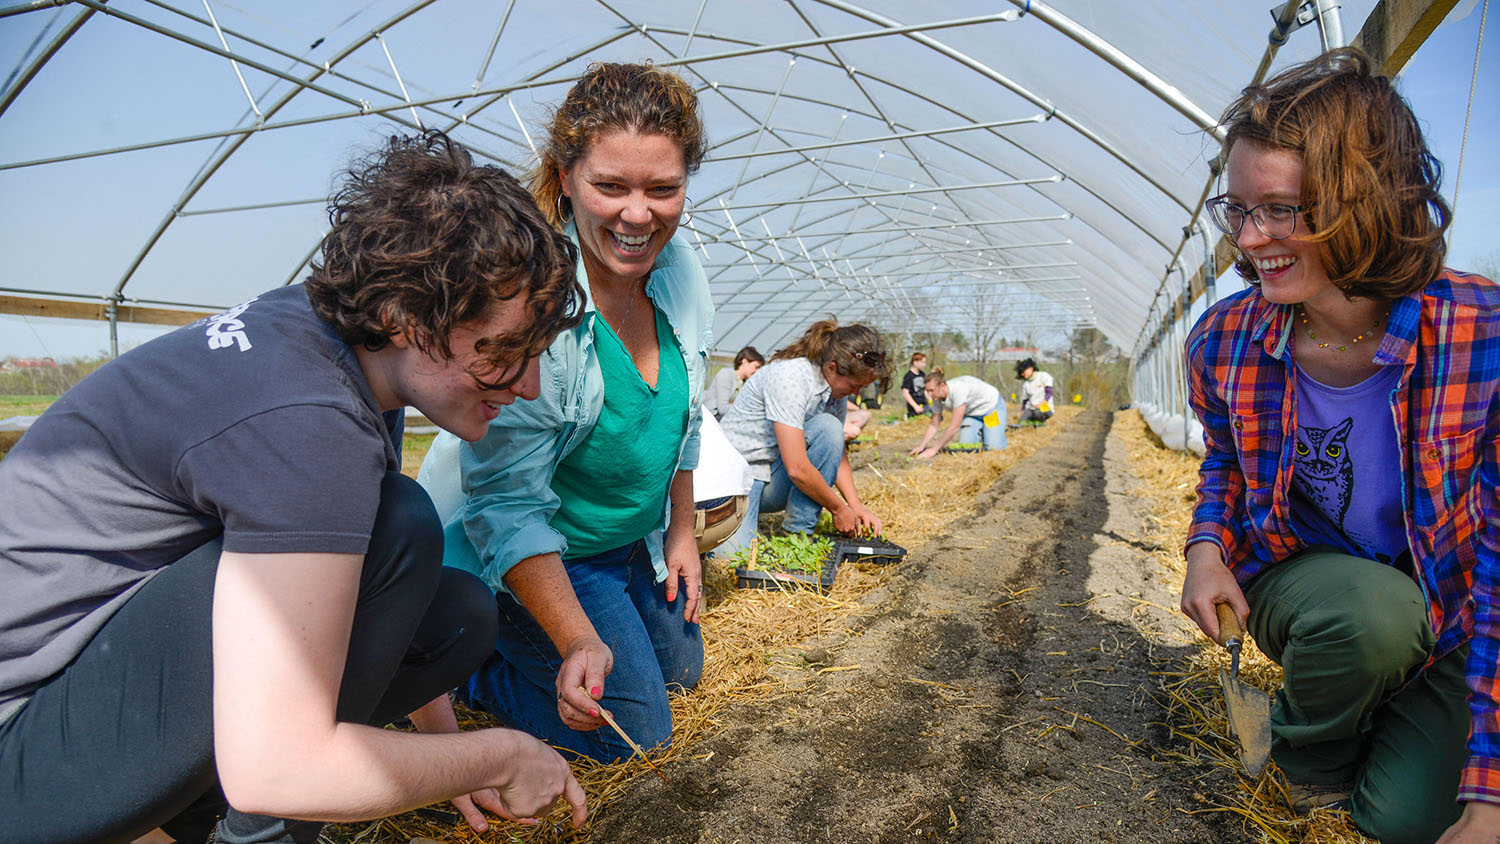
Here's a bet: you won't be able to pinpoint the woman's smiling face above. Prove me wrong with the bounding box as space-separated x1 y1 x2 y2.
560 130 687 288
1224 139 1336 307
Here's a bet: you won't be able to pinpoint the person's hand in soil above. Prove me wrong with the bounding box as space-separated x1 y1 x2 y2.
472 728 588 829
847 503 882 537
1180 541 1249 641
556 636 613 731
913 446 940 460
830 503 860 534
1436 801 1500 843
406 694 588 832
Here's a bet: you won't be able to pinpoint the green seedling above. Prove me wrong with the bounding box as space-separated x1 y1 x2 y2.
730 533 832 575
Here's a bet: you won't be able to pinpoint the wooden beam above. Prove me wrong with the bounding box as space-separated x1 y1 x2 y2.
1351 0 1462 76
0 294 215 326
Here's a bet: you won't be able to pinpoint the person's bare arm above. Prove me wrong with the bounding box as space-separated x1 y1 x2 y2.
407 696 513 834
832 451 882 535
916 404 967 458
212 550 585 826
911 408 944 454
774 420 856 533
503 553 613 731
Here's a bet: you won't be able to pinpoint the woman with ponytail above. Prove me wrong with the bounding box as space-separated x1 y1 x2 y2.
718 320 892 554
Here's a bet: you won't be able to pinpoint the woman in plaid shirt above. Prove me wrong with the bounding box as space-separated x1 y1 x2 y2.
1180 49 1500 844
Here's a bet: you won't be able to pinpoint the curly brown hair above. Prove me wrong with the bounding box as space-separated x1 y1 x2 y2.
1219 47 1450 298
772 320 893 381
307 131 583 388
531 61 706 228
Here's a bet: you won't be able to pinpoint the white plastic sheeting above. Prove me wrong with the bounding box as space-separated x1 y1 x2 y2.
0 0 1380 360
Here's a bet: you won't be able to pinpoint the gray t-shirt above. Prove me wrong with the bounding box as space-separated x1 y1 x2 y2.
719 357 846 482
703 366 739 420
0 284 402 722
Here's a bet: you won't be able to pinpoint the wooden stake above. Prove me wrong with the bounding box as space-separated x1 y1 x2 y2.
582 688 671 784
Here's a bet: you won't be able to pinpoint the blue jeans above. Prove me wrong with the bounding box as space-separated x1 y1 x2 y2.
465 539 703 762
718 412 844 555
959 410 1007 449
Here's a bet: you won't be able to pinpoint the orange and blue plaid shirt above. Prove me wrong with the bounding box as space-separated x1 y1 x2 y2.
1185 269 1500 803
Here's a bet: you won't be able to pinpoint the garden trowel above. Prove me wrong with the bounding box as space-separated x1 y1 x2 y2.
1215 603 1271 777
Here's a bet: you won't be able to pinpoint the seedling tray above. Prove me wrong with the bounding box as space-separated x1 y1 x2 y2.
835 537 908 566
940 441 984 453
735 549 840 594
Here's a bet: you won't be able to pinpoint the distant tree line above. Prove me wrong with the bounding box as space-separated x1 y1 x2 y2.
0 355 111 396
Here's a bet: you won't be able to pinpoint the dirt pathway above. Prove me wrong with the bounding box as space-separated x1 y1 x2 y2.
590 411 1250 843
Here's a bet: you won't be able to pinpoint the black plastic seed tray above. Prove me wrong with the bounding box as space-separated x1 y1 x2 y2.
734 549 840 594
835 537 908 566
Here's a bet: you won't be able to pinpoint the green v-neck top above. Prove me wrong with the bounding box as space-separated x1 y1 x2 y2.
550 304 688 559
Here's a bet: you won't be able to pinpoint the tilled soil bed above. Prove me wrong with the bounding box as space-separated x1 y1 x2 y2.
587 411 1250 843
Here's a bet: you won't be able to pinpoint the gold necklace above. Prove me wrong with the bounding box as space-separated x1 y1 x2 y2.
601 283 640 337
1297 305 1388 352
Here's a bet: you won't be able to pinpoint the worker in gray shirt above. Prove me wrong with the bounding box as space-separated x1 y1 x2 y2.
0 132 589 844
703 345 764 420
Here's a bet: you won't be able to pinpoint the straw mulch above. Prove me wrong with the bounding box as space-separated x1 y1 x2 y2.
855 405 1081 544
1114 411 1371 844
326 409 1083 844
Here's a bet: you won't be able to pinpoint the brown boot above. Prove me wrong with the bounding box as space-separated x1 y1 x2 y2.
1284 781 1352 815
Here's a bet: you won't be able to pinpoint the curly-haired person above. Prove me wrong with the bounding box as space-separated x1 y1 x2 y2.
0 131 588 844
1179 49 1500 844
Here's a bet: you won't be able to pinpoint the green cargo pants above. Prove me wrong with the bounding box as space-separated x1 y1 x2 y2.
1245 548 1468 844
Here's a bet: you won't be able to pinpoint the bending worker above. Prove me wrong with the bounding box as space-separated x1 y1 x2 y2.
910 368 1008 458
718 320 890 554
0 132 587 844
1015 357 1055 425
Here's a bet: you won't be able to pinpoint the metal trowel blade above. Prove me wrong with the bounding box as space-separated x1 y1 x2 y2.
1219 668 1272 777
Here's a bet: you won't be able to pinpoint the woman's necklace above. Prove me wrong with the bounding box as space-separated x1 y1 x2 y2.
602 283 640 337
1298 304 1388 352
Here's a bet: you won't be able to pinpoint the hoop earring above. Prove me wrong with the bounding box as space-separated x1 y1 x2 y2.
681 196 693 227
556 193 573 225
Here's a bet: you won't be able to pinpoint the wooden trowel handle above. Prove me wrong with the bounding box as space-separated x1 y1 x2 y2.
1214 602 1244 648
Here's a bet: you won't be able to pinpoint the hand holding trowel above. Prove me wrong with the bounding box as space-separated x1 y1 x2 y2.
1215 603 1272 777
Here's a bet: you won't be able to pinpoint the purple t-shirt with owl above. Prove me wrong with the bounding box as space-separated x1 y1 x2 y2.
1288 363 1408 565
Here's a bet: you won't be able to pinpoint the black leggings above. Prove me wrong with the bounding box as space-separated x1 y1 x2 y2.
0 472 496 844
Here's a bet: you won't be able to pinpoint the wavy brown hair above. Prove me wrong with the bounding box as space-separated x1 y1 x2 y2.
531 61 706 228
307 131 583 388
1219 47 1450 298
773 320 892 381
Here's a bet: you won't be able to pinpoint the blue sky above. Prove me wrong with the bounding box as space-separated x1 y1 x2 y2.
0 3 1494 362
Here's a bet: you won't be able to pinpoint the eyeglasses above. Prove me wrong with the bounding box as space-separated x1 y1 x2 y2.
856 350 886 368
1205 195 1304 240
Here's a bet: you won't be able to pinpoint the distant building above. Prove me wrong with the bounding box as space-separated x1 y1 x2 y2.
944 347 1044 364
0 358 58 373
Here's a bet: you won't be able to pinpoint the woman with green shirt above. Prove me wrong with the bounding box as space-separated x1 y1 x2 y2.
416 62 711 790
